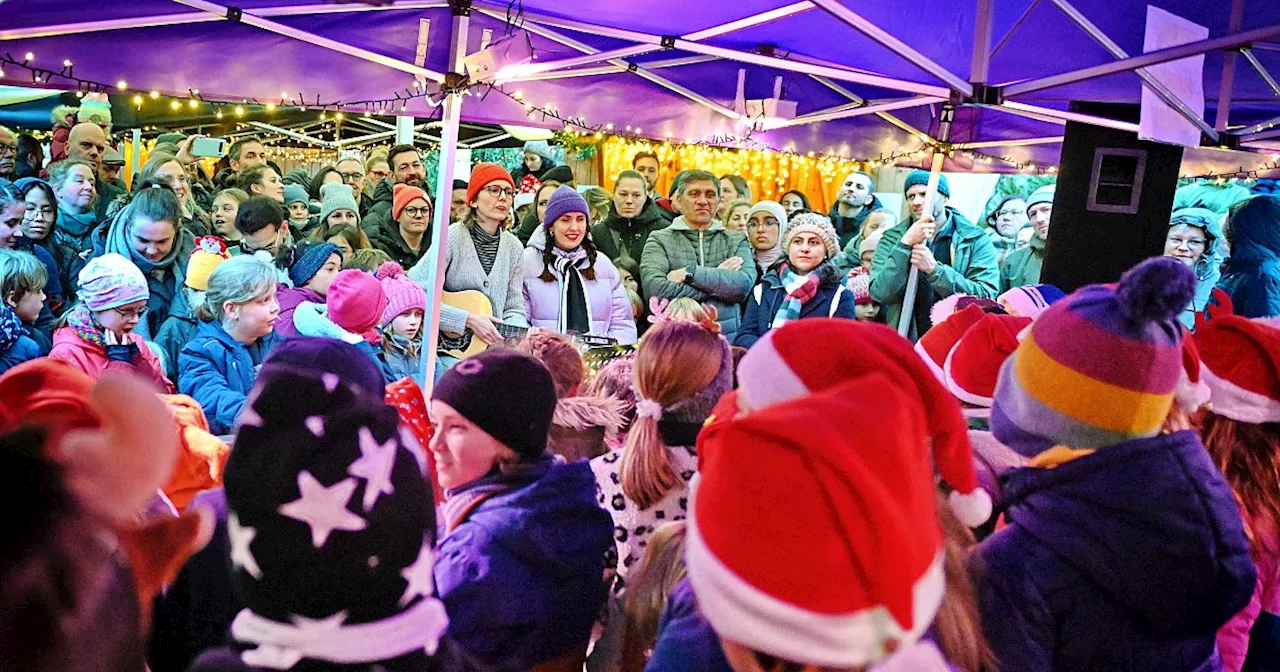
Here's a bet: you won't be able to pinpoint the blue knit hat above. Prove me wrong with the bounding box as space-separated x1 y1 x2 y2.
904 170 950 199
283 184 309 208
542 185 590 228
288 240 342 288
522 140 553 161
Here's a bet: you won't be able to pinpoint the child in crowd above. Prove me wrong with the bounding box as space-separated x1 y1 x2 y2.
293 268 392 382
977 258 1256 670
275 240 343 339
0 285 41 374
859 229 881 270
155 237 230 382
430 349 613 670
377 261 427 385
178 256 282 435
209 187 248 243
584 354 638 449
619 521 687 672
342 247 391 272
283 183 311 233
589 320 731 671
186 340 461 671
0 248 48 357
517 330 588 398
50 253 173 392
996 283 1065 319
1196 317 1280 671
847 270 880 322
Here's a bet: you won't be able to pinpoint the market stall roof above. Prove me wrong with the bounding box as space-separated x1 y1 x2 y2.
2 0 1279 173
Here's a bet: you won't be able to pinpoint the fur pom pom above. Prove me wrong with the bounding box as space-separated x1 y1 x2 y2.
949 487 994 528
1115 257 1196 324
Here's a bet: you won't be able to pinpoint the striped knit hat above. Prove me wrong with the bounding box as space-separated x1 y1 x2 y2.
991 257 1197 457
997 284 1066 319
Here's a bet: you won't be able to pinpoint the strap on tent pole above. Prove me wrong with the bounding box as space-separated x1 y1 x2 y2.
896 104 954 337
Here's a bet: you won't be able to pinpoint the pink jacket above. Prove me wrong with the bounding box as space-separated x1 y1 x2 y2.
521 229 638 345
49 327 175 393
1220 526 1280 671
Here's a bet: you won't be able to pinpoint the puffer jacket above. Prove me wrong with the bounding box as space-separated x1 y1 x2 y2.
975 431 1256 672
869 208 999 341
50 205 101 303
0 305 41 374
435 458 613 671
1219 195 1280 319
366 216 429 270
273 285 323 340
177 320 281 435
522 227 638 344
592 201 672 265
639 217 756 341
49 325 174 392
292 301 394 384
152 287 200 382
1219 526 1280 672
733 262 855 348
358 178 396 240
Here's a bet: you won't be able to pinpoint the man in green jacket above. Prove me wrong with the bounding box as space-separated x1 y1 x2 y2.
1001 185 1053 291
640 170 756 341
870 170 999 341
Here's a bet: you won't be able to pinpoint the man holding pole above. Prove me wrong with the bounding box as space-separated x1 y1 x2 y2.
869 170 999 341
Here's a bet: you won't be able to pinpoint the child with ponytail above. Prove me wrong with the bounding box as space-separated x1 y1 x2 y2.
591 320 731 591
1197 316 1280 671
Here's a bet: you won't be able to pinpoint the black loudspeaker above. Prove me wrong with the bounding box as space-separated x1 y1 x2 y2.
1041 108 1184 293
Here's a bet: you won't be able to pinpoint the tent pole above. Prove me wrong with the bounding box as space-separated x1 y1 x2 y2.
1034 0 1224 141
970 0 995 84
1215 0 1246 132
420 6 469 395
129 128 142 190
1237 113 1280 136
767 96 945 129
1242 49 1280 99
809 0 973 95
395 117 415 145
681 2 817 41
994 101 1140 133
953 136 1064 149
498 45 659 79
990 0 1041 59
898 104 954 338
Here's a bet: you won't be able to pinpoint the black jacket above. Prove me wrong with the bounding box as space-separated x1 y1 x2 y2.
591 201 671 265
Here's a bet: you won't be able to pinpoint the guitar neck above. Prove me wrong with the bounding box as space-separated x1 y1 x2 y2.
495 323 529 339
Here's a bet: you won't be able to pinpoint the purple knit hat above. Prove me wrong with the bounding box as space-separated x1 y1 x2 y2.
77 253 149 311
375 262 426 327
542 185 590 228
991 257 1195 457
326 269 388 335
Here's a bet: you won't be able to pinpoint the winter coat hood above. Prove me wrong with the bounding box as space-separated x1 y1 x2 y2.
1229 195 1280 267
274 285 323 339
999 430 1255 638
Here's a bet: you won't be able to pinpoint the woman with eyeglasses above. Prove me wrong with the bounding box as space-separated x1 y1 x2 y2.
369 184 431 269
407 163 528 378
95 180 196 344
136 151 214 237
11 178 67 329
986 194 1030 267
49 252 173 391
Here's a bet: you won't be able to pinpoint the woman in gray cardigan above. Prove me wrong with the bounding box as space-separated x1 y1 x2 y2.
408 163 527 378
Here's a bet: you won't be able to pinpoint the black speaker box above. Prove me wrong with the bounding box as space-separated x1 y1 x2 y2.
1040 104 1184 293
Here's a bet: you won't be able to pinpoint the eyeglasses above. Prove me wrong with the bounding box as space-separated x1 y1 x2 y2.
112 306 149 320
339 171 364 181
24 205 55 220
0 145 15 157
483 185 515 199
402 206 431 217
747 219 779 230
996 209 1026 218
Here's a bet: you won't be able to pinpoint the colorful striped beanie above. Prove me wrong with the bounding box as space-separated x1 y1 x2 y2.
991 257 1196 457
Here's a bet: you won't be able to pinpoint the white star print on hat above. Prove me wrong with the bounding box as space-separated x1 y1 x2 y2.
228 512 262 580
349 427 397 512
399 535 437 607
278 472 367 547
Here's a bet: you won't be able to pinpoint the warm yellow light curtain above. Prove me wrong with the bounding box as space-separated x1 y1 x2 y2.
600 136 869 214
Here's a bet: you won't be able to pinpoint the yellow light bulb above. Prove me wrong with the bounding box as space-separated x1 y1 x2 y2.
132 94 143 105
150 90 160 99
170 100 181 111
24 52 34 61
188 99 199 109
234 105 245 116
117 80 128 90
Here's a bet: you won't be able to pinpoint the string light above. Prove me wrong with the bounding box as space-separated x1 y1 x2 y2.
116 79 128 90
149 90 160 99
187 99 199 109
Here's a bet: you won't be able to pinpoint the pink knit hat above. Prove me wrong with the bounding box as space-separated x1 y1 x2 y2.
375 262 427 327
326 269 388 335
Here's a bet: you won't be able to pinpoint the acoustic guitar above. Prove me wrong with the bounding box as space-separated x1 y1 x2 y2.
439 290 620 359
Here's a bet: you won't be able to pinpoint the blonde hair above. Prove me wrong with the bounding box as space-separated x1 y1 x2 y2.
621 322 723 509
517 331 586 398
663 298 714 323
342 248 391 272
583 186 611 223
192 256 276 322
622 521 688 672
0 249 48 303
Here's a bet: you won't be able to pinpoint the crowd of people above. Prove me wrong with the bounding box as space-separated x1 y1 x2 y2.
1 118 1279 672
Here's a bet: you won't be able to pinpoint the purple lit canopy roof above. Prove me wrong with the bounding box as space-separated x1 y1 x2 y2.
2 0 1279 172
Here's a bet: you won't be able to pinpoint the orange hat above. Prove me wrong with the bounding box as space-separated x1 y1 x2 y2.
466 162 514 204
391 183 430 221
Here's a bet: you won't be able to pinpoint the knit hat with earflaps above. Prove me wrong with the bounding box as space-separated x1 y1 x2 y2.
991 256 1196 457
734 319 992 527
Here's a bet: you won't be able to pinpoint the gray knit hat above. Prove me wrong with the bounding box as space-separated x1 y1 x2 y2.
318 182 361 225
522 140 553 161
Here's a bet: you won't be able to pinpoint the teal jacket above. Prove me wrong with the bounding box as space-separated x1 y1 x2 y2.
869 209 999 341
1000 234 1046 292
640 217 756 340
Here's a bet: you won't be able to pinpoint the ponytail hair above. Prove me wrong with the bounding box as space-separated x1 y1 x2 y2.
620 321 724 509
192 255 276 322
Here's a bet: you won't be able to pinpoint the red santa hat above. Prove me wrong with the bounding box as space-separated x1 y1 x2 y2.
735 319 993 528
1193 316 1280 423
689 371 945 667
915 303 988 383
943 314 1032 415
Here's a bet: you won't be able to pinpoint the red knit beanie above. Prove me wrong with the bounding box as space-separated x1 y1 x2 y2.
0 359 101 444
392 183 430 221
466 163 515 204
326 269 389 335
